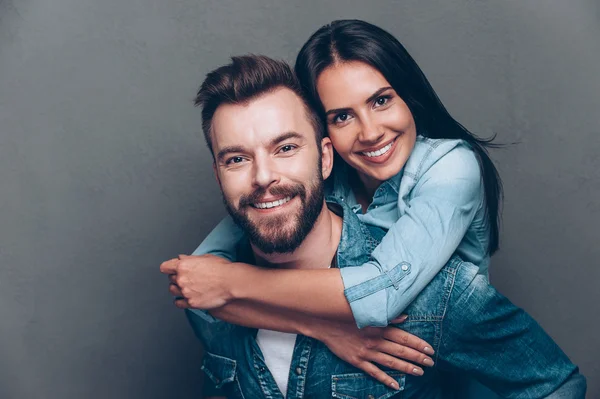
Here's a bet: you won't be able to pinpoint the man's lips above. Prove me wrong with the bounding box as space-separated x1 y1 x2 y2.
250 196 293 210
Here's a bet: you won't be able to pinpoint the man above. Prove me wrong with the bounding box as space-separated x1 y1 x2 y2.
160 55 585 398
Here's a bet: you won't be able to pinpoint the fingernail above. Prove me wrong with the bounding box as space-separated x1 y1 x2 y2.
390 381 400 390
423 346 434 355
423 358 434 367
413 367 424 376
398 314 408 322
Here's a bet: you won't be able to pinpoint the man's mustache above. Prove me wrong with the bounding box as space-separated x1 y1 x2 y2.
238 185 305 208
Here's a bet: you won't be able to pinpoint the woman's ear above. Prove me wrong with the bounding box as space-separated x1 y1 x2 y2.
320 137 334 179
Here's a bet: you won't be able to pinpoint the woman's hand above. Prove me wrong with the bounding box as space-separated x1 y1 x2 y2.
313 316 435 390
160 254 239 309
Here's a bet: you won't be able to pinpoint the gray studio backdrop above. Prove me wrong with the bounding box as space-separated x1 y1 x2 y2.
1 0 598 398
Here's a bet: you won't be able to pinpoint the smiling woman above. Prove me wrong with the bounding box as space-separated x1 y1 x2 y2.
317 61 418 198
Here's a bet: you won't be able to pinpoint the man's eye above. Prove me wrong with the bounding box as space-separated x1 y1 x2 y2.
226 156 245 165
280 145 296 153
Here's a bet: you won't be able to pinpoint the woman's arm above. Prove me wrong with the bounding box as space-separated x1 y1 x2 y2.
219 147 482 325
192 215 245 260
340 146 484 326
170 146 483 328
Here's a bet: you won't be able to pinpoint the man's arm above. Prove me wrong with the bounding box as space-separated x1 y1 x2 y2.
183 295 433 389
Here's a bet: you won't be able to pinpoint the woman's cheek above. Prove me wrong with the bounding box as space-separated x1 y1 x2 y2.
328 131 352 158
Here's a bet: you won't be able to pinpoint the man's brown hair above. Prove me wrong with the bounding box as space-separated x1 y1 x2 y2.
194 55 324 155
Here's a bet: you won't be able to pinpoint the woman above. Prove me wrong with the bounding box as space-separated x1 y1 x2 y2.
179 20 584 397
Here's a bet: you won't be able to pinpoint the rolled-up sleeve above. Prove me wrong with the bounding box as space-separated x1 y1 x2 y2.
340 146 484 328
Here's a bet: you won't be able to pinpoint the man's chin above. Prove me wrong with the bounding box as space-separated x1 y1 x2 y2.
248 225 303 254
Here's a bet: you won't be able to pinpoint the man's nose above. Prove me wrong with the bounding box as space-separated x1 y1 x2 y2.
252 157 279 188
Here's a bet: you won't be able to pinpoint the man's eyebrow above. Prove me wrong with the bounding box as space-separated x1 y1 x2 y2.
270 131 304 146
215 132 304 162
216 146 246 162
324 86 394 117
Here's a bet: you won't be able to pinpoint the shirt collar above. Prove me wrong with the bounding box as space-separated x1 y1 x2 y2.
235 196 372 269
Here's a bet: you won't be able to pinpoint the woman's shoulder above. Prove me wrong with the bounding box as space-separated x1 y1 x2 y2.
406 137 479 180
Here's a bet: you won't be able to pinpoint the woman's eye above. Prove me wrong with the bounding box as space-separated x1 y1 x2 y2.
374 96 389 107
333 113 350 124
226 156 245 165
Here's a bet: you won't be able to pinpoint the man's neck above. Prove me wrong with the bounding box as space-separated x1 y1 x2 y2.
251 202 342 270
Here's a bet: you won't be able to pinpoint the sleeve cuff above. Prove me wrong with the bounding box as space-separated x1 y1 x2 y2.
340 261 412 328
340 262 389 328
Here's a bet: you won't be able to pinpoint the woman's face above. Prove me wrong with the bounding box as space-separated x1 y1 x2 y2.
316 61 417 190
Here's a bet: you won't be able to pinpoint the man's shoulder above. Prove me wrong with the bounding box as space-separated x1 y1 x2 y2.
325 197 386 267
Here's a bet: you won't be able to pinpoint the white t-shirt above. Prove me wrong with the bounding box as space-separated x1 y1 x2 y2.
256 329 297 398
255 264 332 397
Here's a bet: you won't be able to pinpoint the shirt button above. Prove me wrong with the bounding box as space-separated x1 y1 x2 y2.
401 264 409 271
295 367 302 375
367 395 375 399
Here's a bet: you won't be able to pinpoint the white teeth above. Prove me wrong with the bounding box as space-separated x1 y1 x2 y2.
253 196 292 209
363 142 393 157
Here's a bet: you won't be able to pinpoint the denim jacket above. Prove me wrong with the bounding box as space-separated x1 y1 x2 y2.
186 198 583 399
195 137 490 328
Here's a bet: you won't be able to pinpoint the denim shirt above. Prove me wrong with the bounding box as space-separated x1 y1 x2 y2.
194 137 490 328
187 198 581 399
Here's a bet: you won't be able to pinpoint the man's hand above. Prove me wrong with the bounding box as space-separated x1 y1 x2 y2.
314 316 435 390
160 254 237 310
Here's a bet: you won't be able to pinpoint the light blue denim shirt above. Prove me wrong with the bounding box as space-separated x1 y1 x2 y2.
194 137 490 328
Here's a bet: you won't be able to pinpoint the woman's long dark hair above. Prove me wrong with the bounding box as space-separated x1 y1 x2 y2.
295 19 502 255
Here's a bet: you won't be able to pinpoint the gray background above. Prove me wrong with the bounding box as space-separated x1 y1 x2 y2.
1 0 598 398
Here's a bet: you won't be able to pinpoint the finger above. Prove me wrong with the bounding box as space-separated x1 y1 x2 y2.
371 352 424 377
169 283 183 297
174 297 190 309
383 327 435 355
356 361 402 391
160 258 179 274
178 254 191 260
390 314 408 324
168 274 178 284
376 340 435 367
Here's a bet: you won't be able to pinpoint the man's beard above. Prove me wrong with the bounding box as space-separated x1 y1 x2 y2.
223 172 324 254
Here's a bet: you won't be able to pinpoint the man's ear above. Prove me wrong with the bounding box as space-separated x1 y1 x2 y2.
212 162 222 190
320 137 334 180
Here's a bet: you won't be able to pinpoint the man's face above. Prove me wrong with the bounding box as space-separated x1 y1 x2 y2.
211 87 332 254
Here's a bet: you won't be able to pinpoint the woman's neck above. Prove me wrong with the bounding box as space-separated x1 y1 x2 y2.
349 169 382 213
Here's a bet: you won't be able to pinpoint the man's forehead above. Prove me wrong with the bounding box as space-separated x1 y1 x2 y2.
211 88 314 149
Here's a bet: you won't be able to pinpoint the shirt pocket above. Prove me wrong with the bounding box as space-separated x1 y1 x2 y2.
201 351 237 389
331 372 405 399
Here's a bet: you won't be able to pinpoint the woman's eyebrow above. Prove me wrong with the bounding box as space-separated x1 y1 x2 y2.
325 107 351 117
365 86 393 104
325 86 393 116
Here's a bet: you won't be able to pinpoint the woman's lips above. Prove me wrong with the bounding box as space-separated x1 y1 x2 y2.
357 137 399 164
